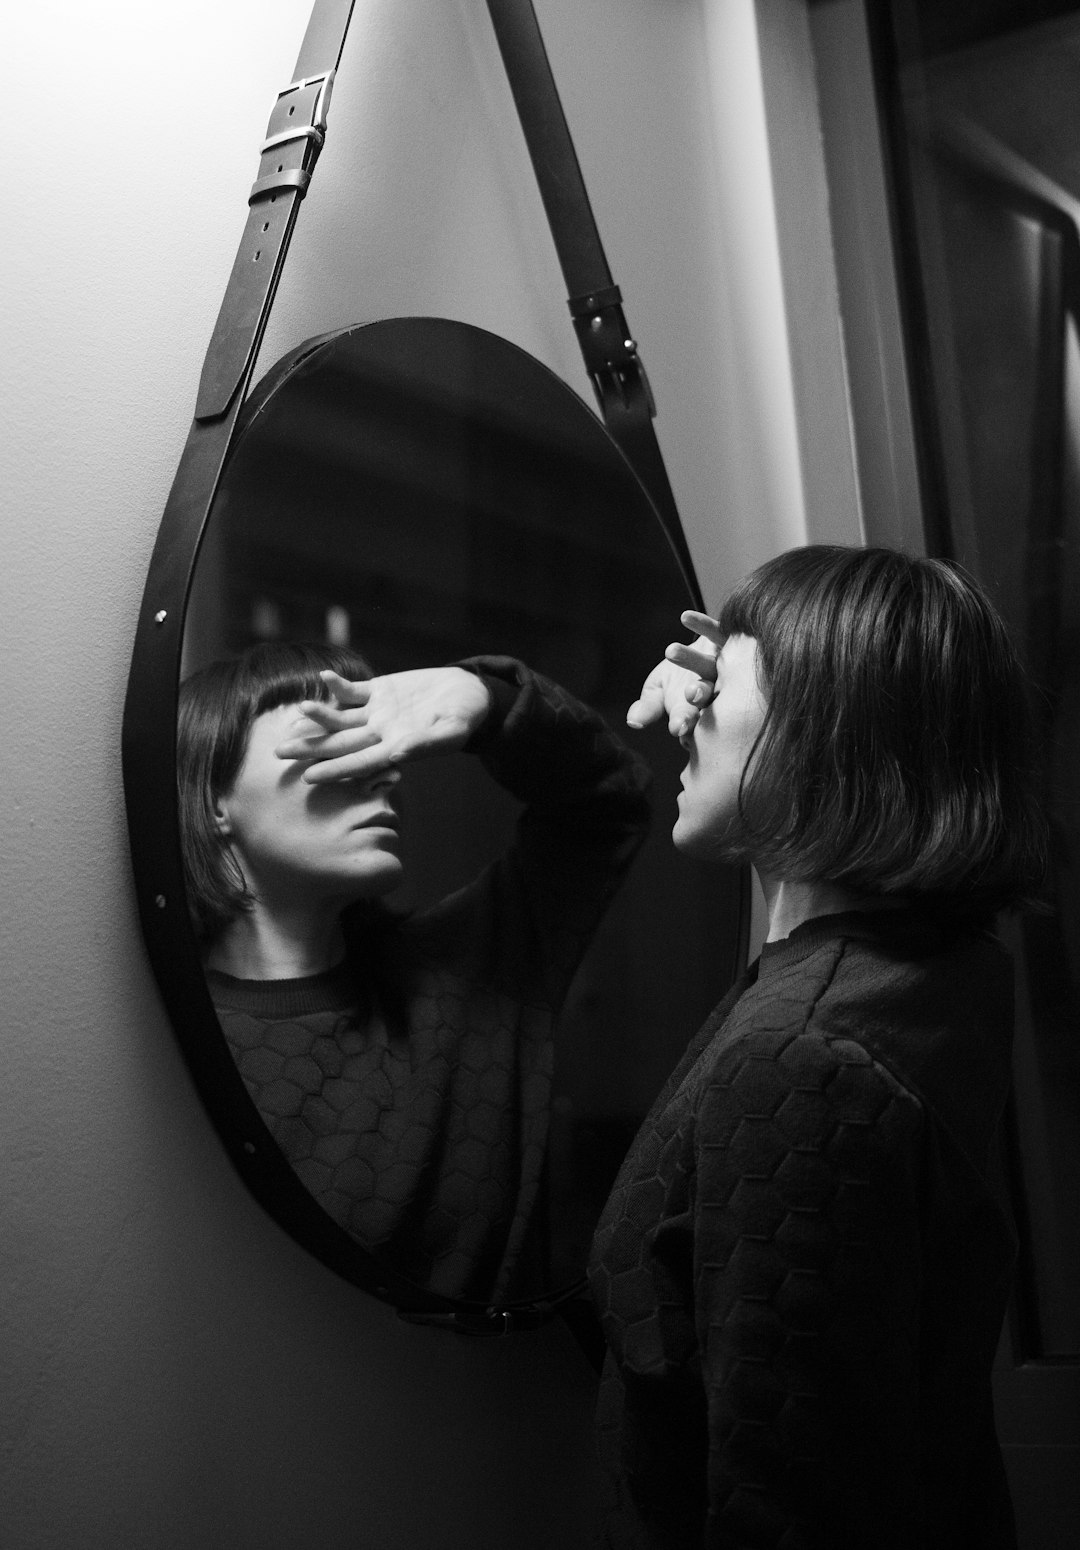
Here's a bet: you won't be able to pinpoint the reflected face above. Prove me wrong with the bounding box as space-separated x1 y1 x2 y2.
216 704 404 908
674 633 767 859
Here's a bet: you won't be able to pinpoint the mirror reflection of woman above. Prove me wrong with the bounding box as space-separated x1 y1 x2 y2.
590 546 1046 1549
179 648 650 1301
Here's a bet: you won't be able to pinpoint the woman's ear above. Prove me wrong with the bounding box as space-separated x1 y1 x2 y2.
212 799 232 838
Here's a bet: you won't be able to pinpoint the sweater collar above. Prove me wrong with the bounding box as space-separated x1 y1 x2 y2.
206 960 359 1016
756 904 975 980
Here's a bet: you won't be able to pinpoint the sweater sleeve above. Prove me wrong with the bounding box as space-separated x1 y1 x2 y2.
691 1009 927 1548
414 654 652 1006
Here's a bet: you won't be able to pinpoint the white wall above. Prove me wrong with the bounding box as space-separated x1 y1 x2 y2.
1 1 835 1543
253 0 820 597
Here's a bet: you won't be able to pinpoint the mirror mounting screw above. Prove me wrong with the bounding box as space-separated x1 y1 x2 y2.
154 894 166 909
154 609 167 625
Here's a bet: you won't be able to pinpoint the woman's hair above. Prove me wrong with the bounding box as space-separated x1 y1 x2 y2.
715 545 1046 917
178 640 375 943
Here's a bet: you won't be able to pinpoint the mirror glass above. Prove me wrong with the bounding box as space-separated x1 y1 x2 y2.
182 319 743 1305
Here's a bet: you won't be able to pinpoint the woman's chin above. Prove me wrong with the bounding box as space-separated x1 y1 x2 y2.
368 859 407 895
672 811 735 863
672 813 702 856
341 855 406 901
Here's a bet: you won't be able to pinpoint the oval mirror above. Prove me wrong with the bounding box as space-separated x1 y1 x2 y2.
152 317 743 1312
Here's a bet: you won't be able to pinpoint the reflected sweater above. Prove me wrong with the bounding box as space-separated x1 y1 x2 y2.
589 908 1018 1550
210 656 650 1302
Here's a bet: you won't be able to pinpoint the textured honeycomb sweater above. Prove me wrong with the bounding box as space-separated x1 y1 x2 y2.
209 656 651 1302
589 908 1018 1550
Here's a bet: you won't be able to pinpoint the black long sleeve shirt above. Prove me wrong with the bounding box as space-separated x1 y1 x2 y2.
210 657 651 1301
589 907 1018 1550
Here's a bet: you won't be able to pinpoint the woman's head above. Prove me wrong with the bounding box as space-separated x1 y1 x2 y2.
179 641 401 943
676 545 1046 917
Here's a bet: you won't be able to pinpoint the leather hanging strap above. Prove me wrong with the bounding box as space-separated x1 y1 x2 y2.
484 0 699 599
195 0 357 420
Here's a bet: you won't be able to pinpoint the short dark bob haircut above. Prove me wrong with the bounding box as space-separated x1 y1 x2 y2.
715 544 1046 918
178 640 374 944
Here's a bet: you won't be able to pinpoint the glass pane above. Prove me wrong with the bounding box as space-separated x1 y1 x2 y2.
180 320 742 1304
876 0 1080 1355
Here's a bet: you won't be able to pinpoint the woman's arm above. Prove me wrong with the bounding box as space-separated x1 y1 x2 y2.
429 656 653 999
278 655 652 1003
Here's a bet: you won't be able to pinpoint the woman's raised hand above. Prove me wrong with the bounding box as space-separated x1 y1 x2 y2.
626 610 723 738
275 666 492 784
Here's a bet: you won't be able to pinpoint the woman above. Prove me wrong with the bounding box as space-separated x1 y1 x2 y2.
178 645 650 1301
589 546 1045 1549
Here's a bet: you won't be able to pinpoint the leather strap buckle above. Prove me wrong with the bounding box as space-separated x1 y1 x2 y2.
248 69 336 205
277 68 336 135
569 288 657 419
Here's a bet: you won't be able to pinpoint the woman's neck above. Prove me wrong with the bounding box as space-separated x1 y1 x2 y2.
206 904 346 981
756 874 897 944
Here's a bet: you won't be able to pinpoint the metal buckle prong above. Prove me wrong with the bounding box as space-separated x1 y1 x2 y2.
276 68 336 136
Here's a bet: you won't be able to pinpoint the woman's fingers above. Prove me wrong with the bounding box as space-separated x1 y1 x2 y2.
626 680 667 730
627 615 725 736
665 641 718 683
288 704 355 735
274 675 374 749
627 662 703 736
670 614 722 711
318 669 373 706
298 717 465 784
299 746 395 784
275 723 380 764
281 705 478 783
680 610 725 648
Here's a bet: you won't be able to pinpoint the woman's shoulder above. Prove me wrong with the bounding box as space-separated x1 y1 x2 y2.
701 937 907 1091
700 913 1013 1164
745 907 1013 1052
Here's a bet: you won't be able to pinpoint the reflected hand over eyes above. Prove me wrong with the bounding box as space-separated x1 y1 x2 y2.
275 666 493 783
626 609 722 738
